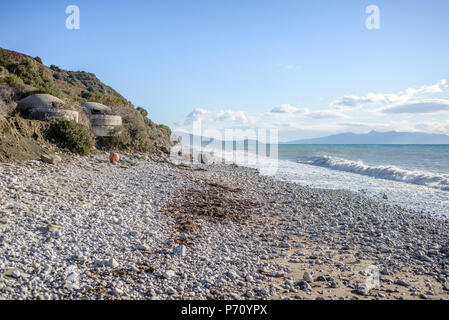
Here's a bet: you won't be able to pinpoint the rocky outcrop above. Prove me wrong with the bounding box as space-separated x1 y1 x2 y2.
41 153 62 165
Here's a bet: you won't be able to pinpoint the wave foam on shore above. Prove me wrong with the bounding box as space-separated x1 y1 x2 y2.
301 156 449 191
204 147 449 219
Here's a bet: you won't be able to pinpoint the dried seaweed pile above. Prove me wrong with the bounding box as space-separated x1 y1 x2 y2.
81 261 156 297
163 181 259 233
172 163 207 171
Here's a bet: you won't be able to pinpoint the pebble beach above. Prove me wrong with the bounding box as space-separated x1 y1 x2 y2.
1 153 449 300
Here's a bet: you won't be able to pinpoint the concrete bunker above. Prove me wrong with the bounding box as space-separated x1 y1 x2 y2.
81 102 122 137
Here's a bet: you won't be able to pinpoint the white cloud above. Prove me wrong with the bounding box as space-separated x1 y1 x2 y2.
175 108 211 125
415 80 449 94
214 110 249 123
377 99 449 114
331 80 449 109
270 104 345 119
270 104 306 114
175 79 449 139
176 108 254 127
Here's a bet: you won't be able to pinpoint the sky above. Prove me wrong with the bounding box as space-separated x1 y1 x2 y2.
1 0 449 141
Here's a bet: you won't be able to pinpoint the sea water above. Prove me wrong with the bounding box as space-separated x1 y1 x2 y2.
212 144 449 219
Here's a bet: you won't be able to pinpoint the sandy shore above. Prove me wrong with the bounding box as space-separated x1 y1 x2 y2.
0 152 449 300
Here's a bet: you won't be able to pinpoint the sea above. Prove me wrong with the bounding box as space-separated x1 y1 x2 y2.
208 144 449 219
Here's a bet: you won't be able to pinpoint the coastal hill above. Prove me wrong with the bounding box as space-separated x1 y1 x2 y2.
285 130 449 144
0 47 173 161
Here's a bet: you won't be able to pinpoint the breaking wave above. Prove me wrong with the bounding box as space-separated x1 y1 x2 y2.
301 156 449 191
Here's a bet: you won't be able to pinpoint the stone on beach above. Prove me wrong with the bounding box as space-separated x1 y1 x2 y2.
137 244 149 251
107 258 119 268
163 270 176 279
295 280 311 291
173 245 187 256
41 154 62 165
0 152 448 301
227 270 239 279
11 269 21 279
356 284 369 296
395 279 410 287
303 272 314 283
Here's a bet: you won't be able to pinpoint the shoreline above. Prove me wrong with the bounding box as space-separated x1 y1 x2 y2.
0 153 448 300
185 144 449 219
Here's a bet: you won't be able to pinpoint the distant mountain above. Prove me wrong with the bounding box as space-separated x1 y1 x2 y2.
176 131 219 146
285 130 449 144
175 131 266 146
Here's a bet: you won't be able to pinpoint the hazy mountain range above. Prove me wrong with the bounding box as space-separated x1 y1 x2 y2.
284 130 449 144
176 131 259 146
177 130 449 145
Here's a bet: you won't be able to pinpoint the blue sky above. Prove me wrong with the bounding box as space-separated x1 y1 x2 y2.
1 0 449 141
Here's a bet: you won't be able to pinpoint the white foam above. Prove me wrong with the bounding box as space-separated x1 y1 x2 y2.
207 147 449 219
302 156 449 191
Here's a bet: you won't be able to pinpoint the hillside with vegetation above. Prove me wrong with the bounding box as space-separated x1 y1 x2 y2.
0 47 174 161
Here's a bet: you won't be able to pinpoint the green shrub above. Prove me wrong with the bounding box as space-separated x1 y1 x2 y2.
0 74 25 88
8 57 40 85
0 65 7 77
34 56 43 64
0 53 50 90
50 65 62 72
0 49 11 68
96 126 131 150
136 107 148 117
33 86 62 98
49 120 93 155
81 91 130 107
96 112 172 153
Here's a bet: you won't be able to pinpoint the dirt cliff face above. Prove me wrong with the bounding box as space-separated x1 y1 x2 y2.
0 115 60 162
